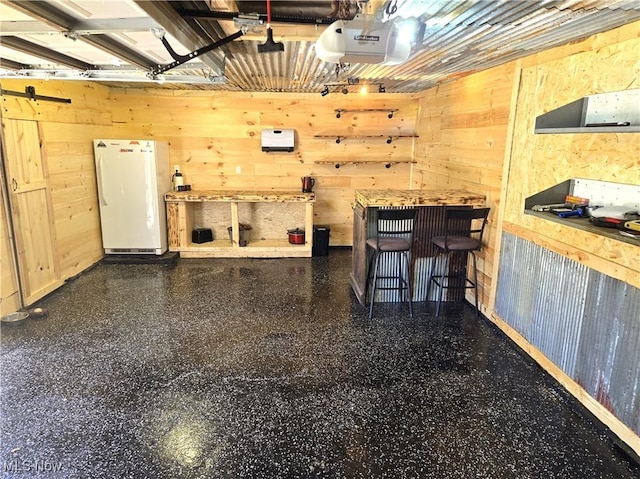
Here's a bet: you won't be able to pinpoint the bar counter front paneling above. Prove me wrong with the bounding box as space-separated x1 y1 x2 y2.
351 189 486 305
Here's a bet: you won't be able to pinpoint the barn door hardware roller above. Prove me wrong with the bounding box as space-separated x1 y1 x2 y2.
0 86 71 104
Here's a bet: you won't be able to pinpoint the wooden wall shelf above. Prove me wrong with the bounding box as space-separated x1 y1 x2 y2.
314 134 418 144
334 109 398 118
315 160 416 169
525 210 640 247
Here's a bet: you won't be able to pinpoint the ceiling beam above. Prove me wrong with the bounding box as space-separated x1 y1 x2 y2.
1 37 96 70
4 0 74 28
69 17 162 35
4 0 157 69
132 0 225 75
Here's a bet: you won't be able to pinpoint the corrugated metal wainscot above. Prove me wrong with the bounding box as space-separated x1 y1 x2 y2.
495 232 640 436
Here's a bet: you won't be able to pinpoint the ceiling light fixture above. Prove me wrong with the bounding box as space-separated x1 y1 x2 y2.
378 84 386 93
320 86 329 96
0 68 225 85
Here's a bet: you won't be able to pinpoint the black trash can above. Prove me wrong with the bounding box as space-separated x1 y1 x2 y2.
312 225 330 257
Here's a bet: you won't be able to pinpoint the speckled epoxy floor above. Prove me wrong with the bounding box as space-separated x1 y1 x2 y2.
1 249 637 478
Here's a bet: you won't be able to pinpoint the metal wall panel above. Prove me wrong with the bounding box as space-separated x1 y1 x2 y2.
411 205 446 302
496 232 640 435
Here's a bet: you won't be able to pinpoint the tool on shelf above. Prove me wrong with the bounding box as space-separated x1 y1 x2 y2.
531 203 566 212
557 208 584 218
625 219 640 232
533 194 590 218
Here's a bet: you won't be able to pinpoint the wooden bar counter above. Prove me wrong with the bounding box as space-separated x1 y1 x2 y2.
351 189 486 305
165 190 315 258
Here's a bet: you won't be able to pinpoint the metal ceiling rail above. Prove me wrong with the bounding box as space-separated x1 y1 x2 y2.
0 58 30 71
0 21 59 35
133 0 226 74
0 18 161 36
4 0 159 70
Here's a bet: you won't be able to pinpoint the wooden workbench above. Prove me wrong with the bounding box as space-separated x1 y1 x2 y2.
165 190 315 258
351 189 486 305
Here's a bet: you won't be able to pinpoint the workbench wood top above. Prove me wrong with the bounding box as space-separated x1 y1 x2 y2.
165 190 315 203
354 189 485 207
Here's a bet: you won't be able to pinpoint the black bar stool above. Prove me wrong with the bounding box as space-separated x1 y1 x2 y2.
426 206 490 317
366 208 418 319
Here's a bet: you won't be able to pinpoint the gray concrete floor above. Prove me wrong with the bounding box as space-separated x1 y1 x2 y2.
1 249 637 478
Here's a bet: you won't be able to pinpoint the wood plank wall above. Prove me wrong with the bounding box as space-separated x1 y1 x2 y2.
105 91 420 244
505 23 640 287
412 20 640 313
498 22 640 453
412 21 640 453
412 62 516 315
1 80 115 288
1 21 637 309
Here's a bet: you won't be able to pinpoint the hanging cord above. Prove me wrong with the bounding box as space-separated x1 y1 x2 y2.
266 0 272 29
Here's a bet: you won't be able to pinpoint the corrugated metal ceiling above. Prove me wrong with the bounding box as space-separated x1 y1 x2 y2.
0 1 639 93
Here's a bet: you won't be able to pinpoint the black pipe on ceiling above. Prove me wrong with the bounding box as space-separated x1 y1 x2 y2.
176 9 340 25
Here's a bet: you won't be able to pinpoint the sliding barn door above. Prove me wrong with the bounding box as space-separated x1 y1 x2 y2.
2 119 61 304
0 172 20 314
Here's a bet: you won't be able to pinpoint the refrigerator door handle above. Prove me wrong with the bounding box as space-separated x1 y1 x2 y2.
96 155 108 206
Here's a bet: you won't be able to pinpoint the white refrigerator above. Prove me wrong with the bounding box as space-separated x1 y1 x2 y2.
93 139 170 255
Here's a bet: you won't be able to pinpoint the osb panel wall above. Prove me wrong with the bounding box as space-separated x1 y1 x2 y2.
412 62 516 313
506 24 640 287
106 90 420 244
1 79 114 281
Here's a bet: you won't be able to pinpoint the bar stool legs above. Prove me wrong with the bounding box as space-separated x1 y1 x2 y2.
365 207 417 320
367 250 413 319
426 250 480 317
426 206 490 318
